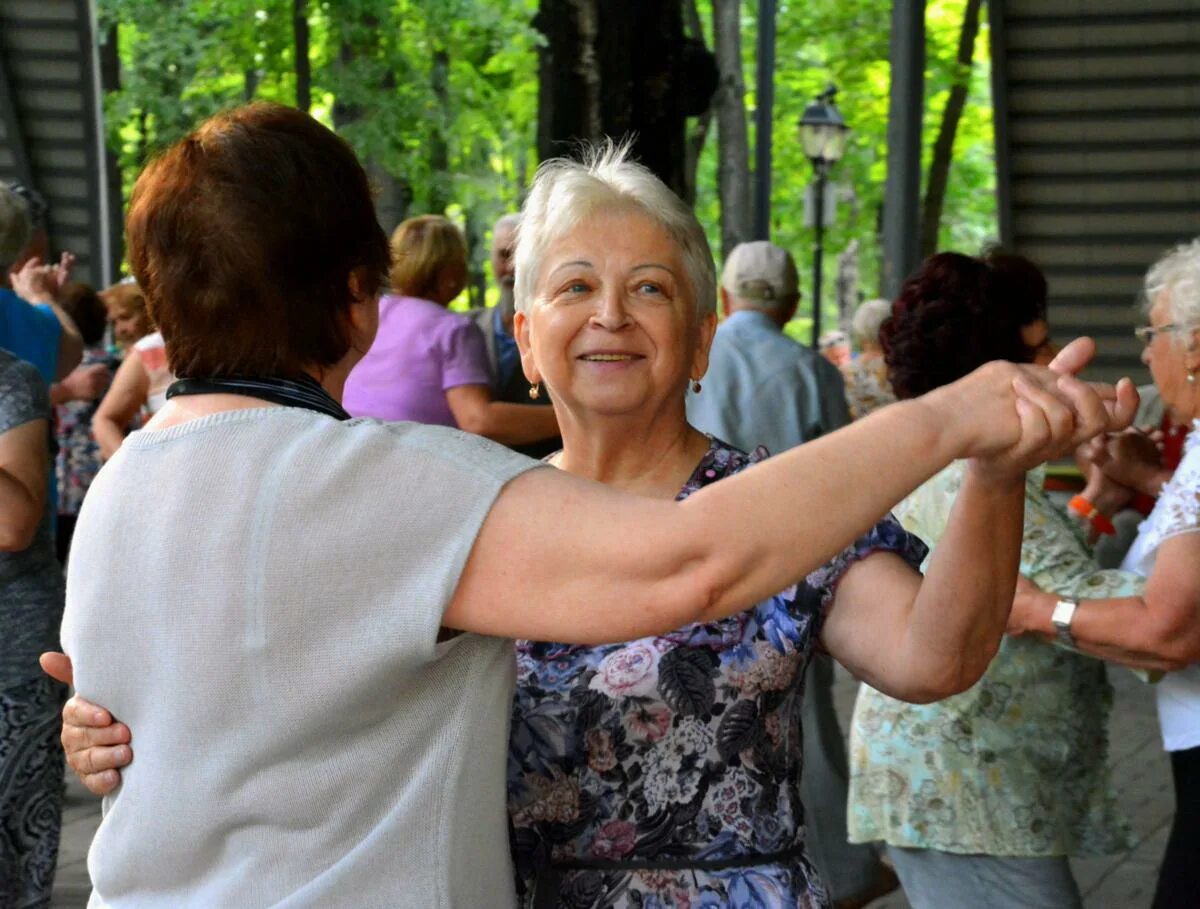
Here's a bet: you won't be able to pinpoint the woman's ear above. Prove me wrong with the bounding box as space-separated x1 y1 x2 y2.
514 310 540 385
345 267 380 354
690 311 718 384
1186 327 1200 371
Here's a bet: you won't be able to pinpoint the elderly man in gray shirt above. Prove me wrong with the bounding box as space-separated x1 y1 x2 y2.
687 241 895 909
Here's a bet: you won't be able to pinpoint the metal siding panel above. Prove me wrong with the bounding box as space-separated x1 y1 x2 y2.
1011 117 1200 145
1008 19 1200 52
1009 52 1200 80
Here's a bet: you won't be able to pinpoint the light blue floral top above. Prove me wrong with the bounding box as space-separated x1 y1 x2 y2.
848 463 1141 857
507 439 927 909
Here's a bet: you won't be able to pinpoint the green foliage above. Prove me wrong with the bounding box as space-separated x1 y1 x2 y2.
692 0 998 331
99 0 540 296
99 0 995 313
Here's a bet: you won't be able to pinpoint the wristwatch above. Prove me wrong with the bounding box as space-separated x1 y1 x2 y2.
1051 598 1079 649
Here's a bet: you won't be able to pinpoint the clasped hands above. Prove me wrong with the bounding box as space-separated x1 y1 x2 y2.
937 336 1139 483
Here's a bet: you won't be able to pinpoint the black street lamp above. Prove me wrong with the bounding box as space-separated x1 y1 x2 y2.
798 84 851 347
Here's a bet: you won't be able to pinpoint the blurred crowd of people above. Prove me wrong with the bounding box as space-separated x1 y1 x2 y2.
0 102 1197 909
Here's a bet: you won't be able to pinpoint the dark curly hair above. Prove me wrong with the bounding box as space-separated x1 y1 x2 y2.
881 252 1036 399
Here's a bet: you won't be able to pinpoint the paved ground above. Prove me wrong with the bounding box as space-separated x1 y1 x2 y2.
51 664 1171 908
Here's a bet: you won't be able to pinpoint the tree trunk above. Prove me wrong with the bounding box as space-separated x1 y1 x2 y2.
535 0 715 201
334 37 411 233
429 46 451 214
293 0 311 112
681 0 711 207
712 0 751 260
919 0 983 258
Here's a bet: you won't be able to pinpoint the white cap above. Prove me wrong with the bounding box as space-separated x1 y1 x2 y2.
720 241 799 303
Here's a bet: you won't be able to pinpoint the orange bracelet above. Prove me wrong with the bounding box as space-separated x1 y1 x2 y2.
1068 494 1116 536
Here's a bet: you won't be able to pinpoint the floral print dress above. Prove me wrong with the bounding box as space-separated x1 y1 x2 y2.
848 463 1139 858
507 439 927 909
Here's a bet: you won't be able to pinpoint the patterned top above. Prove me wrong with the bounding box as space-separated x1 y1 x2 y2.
1121 421 1200 752
848 463 1139 857
55 346 120 516
507 438 928 908
0 348 64 690
838 355 896 421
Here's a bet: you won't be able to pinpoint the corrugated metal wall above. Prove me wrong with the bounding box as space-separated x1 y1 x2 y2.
990 0 1200 384
0 0 115 286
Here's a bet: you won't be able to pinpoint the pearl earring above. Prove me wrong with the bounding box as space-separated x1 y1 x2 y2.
529 382 541 400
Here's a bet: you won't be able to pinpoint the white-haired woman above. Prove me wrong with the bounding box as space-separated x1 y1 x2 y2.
1006 239 1200 909
50 124 1134 909
840 298 896 420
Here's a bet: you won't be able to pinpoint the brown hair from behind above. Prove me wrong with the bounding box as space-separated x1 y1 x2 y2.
125 102 390 378
59 282 108 347
388 215 466 301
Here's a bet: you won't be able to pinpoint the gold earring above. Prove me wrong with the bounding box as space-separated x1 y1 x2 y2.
529 382 541 400
691 379 702 394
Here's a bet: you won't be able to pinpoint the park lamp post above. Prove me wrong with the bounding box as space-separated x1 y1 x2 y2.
798 84 851 348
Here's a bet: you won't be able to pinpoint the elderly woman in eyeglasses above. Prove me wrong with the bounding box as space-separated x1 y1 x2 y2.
1006 238 1200 909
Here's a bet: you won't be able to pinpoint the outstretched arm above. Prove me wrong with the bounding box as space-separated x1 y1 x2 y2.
446 340 1136 645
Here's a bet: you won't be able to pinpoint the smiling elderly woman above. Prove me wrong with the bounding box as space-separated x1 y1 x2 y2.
50 111 1134 909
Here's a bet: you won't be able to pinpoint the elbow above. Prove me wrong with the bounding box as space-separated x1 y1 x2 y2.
0 516 39 553
903 640 1001 705
453 408 491 438
1144 610 1200 672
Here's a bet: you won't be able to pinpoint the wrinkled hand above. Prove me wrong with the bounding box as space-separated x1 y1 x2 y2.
11 257 61 303
946 338 1139 482
59 363 111 403
1099 428 1163 489
39 652 130 796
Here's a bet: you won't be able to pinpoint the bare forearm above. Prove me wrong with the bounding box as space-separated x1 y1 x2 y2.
892 469 1024 697
0 470 41 551
93 416 126 461
686 396 967 619
470 401 559 446
1018 589 1190 672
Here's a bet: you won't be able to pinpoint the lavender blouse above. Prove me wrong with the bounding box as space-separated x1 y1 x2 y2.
343 294 492 425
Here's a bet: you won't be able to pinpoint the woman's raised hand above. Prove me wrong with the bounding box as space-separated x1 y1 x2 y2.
39 652 130 796
929 337 1138 482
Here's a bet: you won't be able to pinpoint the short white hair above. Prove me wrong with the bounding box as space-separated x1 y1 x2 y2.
0 183 32 274
493 212 521 234
1145 238 1200 331
852 298 893 349
513 141 716 317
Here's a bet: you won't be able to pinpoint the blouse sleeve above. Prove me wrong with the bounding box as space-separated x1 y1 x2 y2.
806 514 929 609
1141 443 1200 552
0 354 50 435
440 317 494 391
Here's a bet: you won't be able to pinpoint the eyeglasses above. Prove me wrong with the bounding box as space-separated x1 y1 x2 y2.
1134 323 1194 345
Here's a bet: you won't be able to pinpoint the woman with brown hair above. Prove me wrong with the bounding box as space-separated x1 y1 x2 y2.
343 214 559 447
48 104 1132 907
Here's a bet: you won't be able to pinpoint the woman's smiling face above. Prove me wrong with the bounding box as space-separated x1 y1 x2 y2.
515 209 715 421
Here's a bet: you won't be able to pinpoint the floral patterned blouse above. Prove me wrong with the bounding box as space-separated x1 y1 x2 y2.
55 346 120 516
838 355 896 421
848 463 1140 858
507 438 927 909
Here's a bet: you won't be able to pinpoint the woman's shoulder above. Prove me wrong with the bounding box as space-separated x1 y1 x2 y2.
133 331 164 352
348 417 539 482
677 437 769 499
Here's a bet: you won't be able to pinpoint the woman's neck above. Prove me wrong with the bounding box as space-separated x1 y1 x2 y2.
554 404 711 499
146 363 351 430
